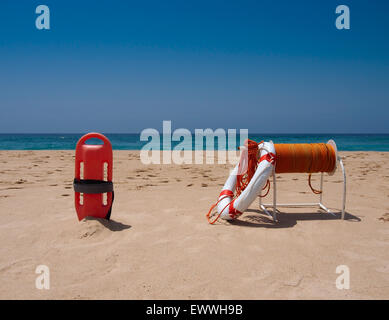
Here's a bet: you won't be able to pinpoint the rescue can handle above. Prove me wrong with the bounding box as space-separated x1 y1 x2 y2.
76 132 112 149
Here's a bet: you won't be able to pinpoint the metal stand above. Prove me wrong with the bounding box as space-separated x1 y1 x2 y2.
259 158 346 222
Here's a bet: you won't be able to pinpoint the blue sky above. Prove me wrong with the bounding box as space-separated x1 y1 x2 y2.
0 0 388 133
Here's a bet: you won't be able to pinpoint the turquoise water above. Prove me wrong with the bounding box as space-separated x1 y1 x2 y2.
0 134 388 151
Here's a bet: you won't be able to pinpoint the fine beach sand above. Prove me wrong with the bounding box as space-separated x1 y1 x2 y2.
0 150 388 299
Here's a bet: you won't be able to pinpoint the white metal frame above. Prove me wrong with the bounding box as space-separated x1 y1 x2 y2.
258 143 346 222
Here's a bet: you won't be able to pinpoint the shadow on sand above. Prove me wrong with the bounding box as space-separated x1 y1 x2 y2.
228 209 361 229
84 216 132 232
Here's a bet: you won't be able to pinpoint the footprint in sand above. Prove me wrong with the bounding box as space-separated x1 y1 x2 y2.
186 183 193 187
135 169 147 173
80 230 97 238
61 194 70 197
379 213 389 222
15 179 27 184
78 220 106 239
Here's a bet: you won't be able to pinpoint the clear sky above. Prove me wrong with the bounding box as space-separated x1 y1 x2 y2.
0 0 388 133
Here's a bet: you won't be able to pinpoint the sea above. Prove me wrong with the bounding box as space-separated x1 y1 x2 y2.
0 134 388 151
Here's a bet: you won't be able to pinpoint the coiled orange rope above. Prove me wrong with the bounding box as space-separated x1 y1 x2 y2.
274 143 336 174
236 139 262 196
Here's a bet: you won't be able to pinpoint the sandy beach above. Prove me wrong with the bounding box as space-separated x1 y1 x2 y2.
0 150 388 299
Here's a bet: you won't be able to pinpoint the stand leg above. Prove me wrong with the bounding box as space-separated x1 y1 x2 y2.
340 158 346 220
272 169 277 222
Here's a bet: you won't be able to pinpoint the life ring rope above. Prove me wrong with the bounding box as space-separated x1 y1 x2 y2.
258 179 271 198
206 195 234 225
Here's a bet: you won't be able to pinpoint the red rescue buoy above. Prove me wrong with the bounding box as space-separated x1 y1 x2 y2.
73 133 114 221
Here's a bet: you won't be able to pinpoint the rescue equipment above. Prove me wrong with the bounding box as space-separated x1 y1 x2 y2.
207 139 346 224
73 132 114 221
207 141 275 224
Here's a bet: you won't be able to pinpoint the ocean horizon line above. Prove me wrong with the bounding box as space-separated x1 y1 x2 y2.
0 133 388 136
0 133 388 151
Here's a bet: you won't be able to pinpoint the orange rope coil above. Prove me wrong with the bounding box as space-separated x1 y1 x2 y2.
274 143 336 174
235 139 262 196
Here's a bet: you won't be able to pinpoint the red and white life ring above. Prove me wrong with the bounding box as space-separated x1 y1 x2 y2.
216 141 275 220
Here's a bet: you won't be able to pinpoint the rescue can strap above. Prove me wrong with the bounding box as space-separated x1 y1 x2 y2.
73 179 114 194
